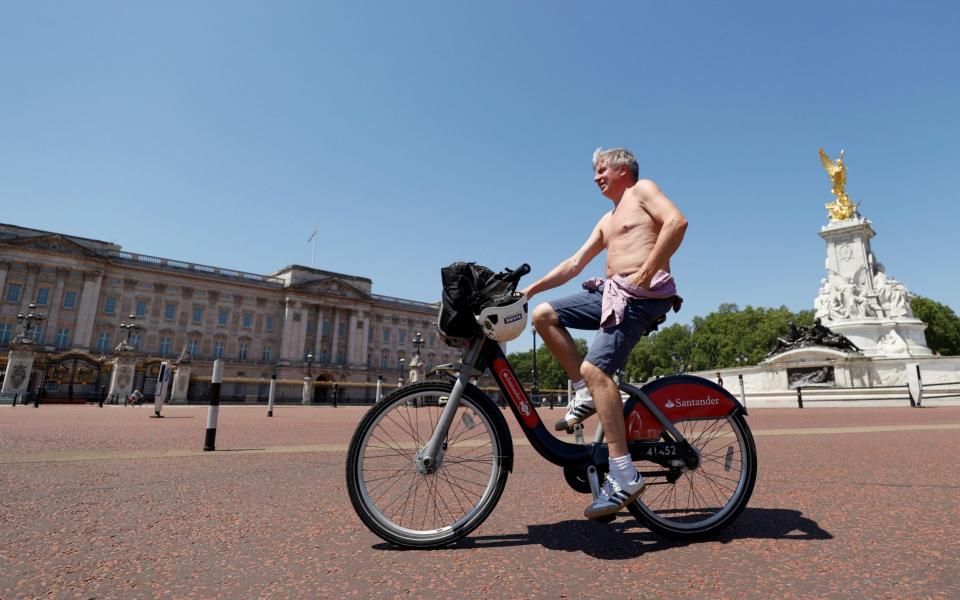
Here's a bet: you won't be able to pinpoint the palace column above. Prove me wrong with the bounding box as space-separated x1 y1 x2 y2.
348 310 360 366
73 271 103 349
359 311 371 368
43 268 69 346
329 309 341 365
280 298 296 360
313 304 326 359
0 261 9 304
18 263 41 314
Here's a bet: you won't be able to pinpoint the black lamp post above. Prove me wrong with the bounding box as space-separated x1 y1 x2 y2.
530 327 539 402
398 357 405 386
305 352 314 378
14 302 46 343
119 314 145 350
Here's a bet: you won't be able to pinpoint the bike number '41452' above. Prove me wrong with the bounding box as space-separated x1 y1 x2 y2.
627 381 738 441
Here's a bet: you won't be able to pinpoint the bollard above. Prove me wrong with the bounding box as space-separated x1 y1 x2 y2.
375 376 383 403
796 386 804 409
567 379 573 404
738 374 746 410
152 362 171 418
267 375 276 417
916 364 923 408
203 360 223 451
332 383 339 408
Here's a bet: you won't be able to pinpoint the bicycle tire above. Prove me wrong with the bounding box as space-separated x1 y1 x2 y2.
345 381 511 549
627 412 757 539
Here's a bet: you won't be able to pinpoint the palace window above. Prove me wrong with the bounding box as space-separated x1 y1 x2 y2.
399 330 406 345
63 291 77 309
0 323 12 348
338 322 345 336
262 345 273 362
55 328 70 350
96 332 110 354
5 283 21 303
104 297 117 315
306 319 314 334
265 316 274 331
132 334 141 351
319 349 327 363
380 354 388 369
383 328 390 344
218 309 229 326
336 351 344 365
32 325 43 343
242 312 253 329
193 307 203 324
188 339 199 357
136 300 148 317
367 327 373 343
159 336 171 356
165 303 176 320
214 341 225 359
35 287 49 306
322 320 329 336
239 342 248 361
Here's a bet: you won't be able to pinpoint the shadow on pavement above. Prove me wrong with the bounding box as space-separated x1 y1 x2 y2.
373 508 832 559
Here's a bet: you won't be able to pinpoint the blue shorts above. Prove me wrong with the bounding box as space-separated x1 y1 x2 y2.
548 287 673 376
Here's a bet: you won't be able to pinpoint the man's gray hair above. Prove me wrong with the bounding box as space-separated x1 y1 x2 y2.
593 147 639 180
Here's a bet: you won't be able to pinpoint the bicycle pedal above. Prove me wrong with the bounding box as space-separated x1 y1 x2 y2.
565 427 574 434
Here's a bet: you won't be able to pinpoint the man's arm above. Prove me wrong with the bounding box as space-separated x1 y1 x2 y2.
628 180 688 289
521 218 605 301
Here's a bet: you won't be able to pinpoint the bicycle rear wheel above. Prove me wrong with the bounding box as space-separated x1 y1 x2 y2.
628 413 757 539
345 381 510 548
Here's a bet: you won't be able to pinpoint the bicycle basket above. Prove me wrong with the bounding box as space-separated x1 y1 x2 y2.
437 261 506 347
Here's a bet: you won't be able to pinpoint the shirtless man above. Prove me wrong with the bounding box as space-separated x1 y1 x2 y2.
521 148 687 519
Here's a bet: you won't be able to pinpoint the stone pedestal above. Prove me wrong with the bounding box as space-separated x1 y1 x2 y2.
108 350 138 402
171 365 192 403
814 217 931 358
408 354 425 384
1 340 39 399
302 377 312 404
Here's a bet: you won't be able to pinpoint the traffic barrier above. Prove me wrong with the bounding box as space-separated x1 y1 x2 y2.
203 360 223 451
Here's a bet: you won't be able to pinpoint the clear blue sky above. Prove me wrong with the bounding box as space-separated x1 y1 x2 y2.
2 1 958 352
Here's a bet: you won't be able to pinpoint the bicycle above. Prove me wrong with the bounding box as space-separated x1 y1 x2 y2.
346 263 757 549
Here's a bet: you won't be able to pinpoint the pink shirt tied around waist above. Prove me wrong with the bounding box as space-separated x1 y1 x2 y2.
582 270 683 328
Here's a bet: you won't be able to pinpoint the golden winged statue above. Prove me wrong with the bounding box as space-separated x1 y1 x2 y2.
819 148 858 221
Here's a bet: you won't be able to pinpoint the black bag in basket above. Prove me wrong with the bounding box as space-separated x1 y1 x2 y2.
438 262 500 339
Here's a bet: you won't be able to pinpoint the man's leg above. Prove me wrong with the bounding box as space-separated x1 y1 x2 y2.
531 303 582 382
580 361 627 457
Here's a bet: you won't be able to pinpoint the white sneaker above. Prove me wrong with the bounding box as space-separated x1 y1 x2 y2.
554 387 596 431
584 472 646 520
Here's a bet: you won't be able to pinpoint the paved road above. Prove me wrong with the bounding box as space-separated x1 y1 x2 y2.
2 404 958 599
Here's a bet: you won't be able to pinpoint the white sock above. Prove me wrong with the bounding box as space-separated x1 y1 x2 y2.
609 454 638 486
572 379 587 391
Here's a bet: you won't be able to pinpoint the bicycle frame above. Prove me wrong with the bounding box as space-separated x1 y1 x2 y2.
417 336 747 477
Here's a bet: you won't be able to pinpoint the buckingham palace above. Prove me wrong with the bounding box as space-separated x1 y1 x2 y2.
0 223 459 402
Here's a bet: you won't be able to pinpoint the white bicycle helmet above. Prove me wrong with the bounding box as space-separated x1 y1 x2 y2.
477 292 528 342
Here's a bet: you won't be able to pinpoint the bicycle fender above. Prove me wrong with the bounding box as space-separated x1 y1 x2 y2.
464 382 515 473
622 375 746 442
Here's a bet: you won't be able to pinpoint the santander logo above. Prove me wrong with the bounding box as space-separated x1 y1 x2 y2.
664 396 720 409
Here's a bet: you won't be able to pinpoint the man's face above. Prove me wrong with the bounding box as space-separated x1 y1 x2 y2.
594 161 629 199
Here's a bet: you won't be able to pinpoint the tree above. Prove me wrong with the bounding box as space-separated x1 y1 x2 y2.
911 296 960 355
507 338 589 390
625 304 816 382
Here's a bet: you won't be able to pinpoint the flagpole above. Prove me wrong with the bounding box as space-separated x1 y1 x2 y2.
310 224 317 268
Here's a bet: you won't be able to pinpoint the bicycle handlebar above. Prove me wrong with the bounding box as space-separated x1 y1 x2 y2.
499 263 531 291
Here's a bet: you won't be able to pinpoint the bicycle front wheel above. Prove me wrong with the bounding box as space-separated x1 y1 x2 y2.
345 381 509 548
628 412 757 539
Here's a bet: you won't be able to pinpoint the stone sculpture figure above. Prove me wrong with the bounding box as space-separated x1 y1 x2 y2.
766 318 860 358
